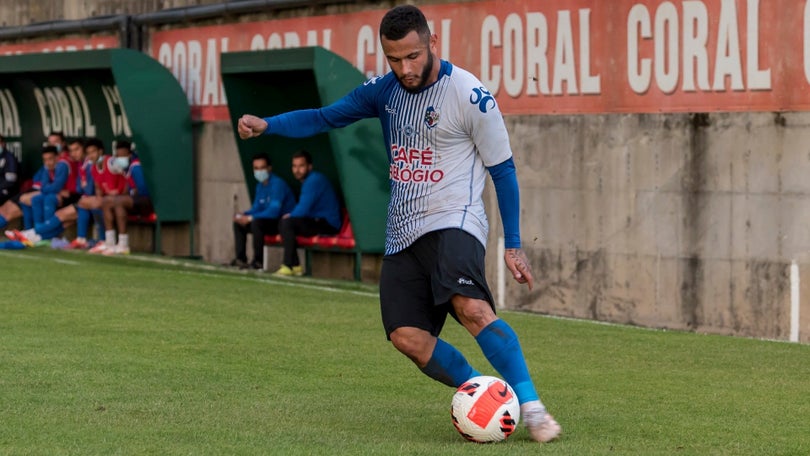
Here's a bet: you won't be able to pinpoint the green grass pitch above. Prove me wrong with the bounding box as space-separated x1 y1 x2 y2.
1 248 809 455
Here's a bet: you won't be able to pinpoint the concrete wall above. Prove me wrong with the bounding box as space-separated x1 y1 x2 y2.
484 112 810 342
4 0 810 343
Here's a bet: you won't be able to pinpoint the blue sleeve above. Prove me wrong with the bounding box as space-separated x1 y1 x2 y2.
244 183 261 216
85 167 96 195
131 166 149 196
263 82 379 138
289 175 320 218
487 157 521 249
252 180 288 219
41 162 68 194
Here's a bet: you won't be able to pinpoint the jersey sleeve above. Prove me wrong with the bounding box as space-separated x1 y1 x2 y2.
41 162 69 193
460 82 513 167
263 77 383 138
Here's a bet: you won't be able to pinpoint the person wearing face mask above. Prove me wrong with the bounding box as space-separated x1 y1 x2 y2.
231 152 295 270
0 134 20 206
10 138 111 248
88 140 151 255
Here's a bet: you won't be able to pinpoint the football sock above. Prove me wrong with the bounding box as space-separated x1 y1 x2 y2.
35 215 62 236
43 194 58 220
118 233 129 248
475 319 541 405
31 195 44 224
420 338 481 387
92 210 105 240
105 230 116 247
21 204 33 229
76 208 90 238
0 215 6 229
38 221 64 240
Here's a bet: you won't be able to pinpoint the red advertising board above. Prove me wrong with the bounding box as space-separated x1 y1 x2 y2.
0 35 119 56
148 0 810 120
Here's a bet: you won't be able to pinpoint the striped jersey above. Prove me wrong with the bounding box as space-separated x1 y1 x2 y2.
264 60 513 255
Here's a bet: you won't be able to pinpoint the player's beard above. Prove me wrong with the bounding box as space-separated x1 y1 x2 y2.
399 51 434 94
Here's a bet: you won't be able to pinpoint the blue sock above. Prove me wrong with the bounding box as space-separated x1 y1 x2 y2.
36 215 62 236
31 194 44 224
475 319 539 405
420 338 481 387
21 204 33 229
43 194 59 220
77 208 90 238
39 220 64 240
0 215 6 229
92 210 105 240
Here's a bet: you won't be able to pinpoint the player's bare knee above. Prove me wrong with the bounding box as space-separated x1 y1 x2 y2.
390 328 433 365
452 296 496 334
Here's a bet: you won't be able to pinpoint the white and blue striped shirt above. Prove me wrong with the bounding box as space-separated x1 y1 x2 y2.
264 60 514 255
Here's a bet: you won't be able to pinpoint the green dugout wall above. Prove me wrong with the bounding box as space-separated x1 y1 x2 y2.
0 48 194 252
221 47 389 253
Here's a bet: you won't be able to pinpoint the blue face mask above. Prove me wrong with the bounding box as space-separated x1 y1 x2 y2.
113 156 130 170
254 169 269 182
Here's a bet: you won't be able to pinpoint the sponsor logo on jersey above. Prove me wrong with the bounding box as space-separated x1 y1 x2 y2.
385 104 397 114
364 75 384 86
424 106 440 129
457 277 474 286
470 87 496 113
389 144 444 184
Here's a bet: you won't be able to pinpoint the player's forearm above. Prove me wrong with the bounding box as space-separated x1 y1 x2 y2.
263 109 332 138
488 157 521 249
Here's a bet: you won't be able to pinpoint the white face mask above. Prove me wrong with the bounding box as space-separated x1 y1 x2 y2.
253 169 269 182
113 156 130 170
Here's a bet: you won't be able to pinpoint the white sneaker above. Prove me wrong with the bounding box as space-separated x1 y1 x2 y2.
103 245 130 256
88 243 109 254
522 406 561 443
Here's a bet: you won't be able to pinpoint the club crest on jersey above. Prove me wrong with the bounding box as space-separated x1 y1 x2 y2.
424 106 440 129
470 87 496 113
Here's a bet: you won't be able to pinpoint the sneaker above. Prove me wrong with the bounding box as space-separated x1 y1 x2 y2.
50 237 70 249
88 243 109 254
68 238 89 250
4 230 18 241
103 245 130 256
522 406 561 443
273 265 302 276
249 261 263 270
12 230 35 247
229 259 249 269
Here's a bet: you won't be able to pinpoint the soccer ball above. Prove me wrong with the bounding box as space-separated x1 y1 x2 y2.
451 375 520 443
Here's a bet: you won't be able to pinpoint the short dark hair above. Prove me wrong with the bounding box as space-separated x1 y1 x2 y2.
252 152 271 167
67 137 85 147
85 137 104 150
42 145 58 155
48 131 65 141
380 5 431 42
115 140 131 151
292 149 312 165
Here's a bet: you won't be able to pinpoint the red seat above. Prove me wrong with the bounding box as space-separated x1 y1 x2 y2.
264 234 281 245
316 212 355 249
127 212 158 223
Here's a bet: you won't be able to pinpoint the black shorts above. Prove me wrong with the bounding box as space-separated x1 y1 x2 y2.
379 228 494 339
130 195 153 216
61 193 82 207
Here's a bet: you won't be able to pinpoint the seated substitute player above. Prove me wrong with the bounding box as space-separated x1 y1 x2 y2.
232 152 295 270
89 140 151 255
0 134 20 206
236 5 561 443
274 150 341 276
29 136 83 227
1 145 60 234
12 137 110 246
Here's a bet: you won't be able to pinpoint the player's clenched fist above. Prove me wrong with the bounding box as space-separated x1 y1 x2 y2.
237 114 268 139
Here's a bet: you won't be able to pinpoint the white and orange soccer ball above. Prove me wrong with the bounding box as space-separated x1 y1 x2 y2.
450 375 520 443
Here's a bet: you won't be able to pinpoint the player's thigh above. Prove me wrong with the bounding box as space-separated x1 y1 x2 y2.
432 229 495 309
19 190 39 206
77 196 102 210
115 195 134 210
380 248 449 339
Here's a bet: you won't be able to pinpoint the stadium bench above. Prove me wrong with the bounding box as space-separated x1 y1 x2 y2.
263 210 362 281
127 212 161 254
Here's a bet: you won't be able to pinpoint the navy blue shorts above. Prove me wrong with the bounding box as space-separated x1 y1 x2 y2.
379 228 495 339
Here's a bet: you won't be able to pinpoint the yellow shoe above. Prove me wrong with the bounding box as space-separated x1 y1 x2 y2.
274 265 294 276
291 266 303 276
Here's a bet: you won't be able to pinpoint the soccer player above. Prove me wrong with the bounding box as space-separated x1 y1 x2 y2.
232 152 295 269
29 136 83 227
236 5 561 443
89 140 151 255
274 150 341 276
0 134 20 206
1 145 60 235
